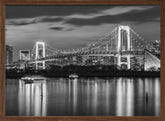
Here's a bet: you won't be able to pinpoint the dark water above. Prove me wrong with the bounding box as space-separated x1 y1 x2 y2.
5 77 160 116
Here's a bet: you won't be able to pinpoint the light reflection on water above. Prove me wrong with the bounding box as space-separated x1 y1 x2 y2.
18 79 47 116
5 77 160 116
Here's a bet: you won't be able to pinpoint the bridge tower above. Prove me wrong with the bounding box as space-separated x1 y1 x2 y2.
35 41 46 70
117 26 132 69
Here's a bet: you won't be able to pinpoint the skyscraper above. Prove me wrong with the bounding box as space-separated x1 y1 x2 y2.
19 50 31 61
5 45 13 65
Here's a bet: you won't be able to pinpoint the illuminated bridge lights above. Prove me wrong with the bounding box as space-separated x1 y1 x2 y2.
11 25 160 71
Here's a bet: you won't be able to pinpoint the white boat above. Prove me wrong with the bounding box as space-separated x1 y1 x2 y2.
21 77 34 83
21 76 46 83
69 74 78 79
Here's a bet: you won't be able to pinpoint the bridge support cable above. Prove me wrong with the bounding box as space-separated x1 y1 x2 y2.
129 28 149 51
26 25 158 71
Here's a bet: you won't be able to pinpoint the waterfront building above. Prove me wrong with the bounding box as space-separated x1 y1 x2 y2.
5 45 13 65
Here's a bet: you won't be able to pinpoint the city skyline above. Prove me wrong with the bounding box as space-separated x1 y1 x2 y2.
5 5 160 61
5 5 161 117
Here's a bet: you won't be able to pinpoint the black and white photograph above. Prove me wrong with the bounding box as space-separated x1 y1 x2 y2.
5 5 160 116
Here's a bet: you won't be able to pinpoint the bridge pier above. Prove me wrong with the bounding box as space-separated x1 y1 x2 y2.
127 55 131 69
35 61 45 70
117 55 131 70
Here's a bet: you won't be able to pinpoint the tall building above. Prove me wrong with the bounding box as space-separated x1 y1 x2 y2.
5 45 13 65
153 40 160 53
20 50 31 61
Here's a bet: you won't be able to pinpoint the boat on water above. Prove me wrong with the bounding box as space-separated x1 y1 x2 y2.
21 75 46 83
21 77 34 83
69 73 78 79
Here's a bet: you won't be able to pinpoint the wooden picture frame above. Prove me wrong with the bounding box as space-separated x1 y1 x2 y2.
0 0 165 121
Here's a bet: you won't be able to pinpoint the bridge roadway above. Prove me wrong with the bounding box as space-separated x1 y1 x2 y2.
28 50 144 63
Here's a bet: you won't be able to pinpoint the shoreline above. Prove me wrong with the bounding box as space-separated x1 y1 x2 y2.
6 71 160 78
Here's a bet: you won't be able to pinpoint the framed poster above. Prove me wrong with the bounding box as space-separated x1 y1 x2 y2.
0 0 165 121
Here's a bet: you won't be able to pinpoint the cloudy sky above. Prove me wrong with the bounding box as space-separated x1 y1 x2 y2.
5 5 160 61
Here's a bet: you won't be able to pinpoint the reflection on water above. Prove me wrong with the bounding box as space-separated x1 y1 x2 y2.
18 79 47 116
116 78 134 116
5 77 160 116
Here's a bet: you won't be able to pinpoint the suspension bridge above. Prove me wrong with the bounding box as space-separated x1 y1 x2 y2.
17 25 160 71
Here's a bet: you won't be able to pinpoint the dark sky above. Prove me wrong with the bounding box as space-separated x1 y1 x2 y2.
5 5 160 61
